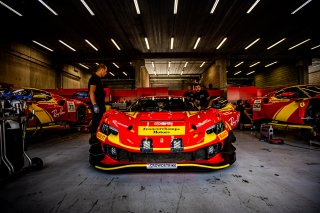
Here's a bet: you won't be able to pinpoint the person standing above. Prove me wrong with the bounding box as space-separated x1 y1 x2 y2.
193 84 210 109
88 64 108 144
183 85 195 102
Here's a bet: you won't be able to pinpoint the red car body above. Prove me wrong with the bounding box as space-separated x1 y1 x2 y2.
90 96 239 171
10 88 92 135
250 85 320 134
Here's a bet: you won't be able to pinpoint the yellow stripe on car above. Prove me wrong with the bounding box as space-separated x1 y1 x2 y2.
272 102 299 122
28 104 54 124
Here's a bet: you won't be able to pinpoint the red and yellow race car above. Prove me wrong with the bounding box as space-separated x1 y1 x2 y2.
251 85 320 136
90 96 239 171
9 88 92 136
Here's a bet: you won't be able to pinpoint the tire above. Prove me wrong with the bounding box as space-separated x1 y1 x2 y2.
27 115 43 138
76 105 87 124
31 157 43 171
89 143 104 166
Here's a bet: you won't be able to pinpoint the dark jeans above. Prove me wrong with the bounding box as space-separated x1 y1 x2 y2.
90 104 106 135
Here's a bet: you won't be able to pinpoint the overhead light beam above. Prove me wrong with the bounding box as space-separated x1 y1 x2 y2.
85 39 98 51
245 38 260 50
174 0 178 14
58 40 76 51
113 62 119 68
38 0 58 15
133 0 140 14
193 37 201 49
32 40 54 52
79 63 89 69
267 38 286 49
291 0 312 14
247 0 260 14
144 37 150 50
80 0 95 15
210 0 219 14
216 37 227 49
170 37 174 49
111 38 121 50
0 1 23 16
265 61 278 67
288 39 311 50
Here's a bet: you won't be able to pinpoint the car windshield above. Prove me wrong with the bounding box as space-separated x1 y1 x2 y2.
300 85 320 97
127 97 199 112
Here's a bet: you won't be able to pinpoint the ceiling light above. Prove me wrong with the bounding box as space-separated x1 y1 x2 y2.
168 71 170 75
181 71 183 75
32 40 54 52
234 61 244 67
109 72 115 76
193 37 201 49
113 62 119 68
311 44 320 50
216 37 227 49
265 61 278 67
79 63 89 69
267 38 286 49
154 71 157 75
245 38 260 50
85 39 98 51
0 1 22 16
80 0 95 16
170 37 174 49
144 37 150 50
58 40 76 51
133 0 140 14
234 71 242 75
152 61 155 67
291 0 312 14
38 0 58 15
111 38 121 50
200 62 205 67
95 63 99 65
168 61 171 68
210 0 219 14
184 62 188 67
288 39 311 50
122 72 127 76
174 0 178 14
249 61 261 67
247 0 260 14
247 71 255 75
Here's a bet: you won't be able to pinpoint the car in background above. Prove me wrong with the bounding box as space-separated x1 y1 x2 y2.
89 96 239 171
251 85 320 137
2 88 92 136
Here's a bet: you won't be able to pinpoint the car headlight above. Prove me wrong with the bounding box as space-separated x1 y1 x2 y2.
100 123 118 136
206 121 224 134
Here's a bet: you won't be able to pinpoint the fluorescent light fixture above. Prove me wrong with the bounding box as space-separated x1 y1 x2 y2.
200 62 205 67
85 39 98 51
265 61 278 67
0 1 23 16
193 37 201 49
168 71 170 75
79 63 89 69
168 61 171 68
111 38 121 50
267 38 286 50
38 0 58 15
247 71 255 75
32 40 54 52
113 62 119 68
184 62 188 67
122 72 127 76
288 38 311 50
234 61 244 67
311 44 320 50
152 61 155 67
234 71 242 75
216 37 227 49
95 63 99 65
291 0 312 14
144 37 150 50
245 38 260 50
81 0 95 16
249 61 261 67
247 0 260 14
181 71 183 75
170 37 174 49
58 40 76 51
210 0 219 14
133 0 140 14
174 0 178 14
109 72 115 76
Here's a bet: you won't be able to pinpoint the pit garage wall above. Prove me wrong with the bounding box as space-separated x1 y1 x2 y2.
0 42 91 89
201 59 228 90
0 42 56 88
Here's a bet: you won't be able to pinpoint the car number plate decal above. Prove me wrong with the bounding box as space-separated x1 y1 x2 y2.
218 130 228 140
146 163 177 169
97 132 107 141
138 126 185 135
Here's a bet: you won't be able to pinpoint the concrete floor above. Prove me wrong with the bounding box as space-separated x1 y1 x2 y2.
0 129 320 213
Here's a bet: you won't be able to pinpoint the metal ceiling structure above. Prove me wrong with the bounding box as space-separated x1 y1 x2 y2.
0 0 319 81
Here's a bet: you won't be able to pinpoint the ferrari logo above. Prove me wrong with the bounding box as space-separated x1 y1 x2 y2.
300 102 305 107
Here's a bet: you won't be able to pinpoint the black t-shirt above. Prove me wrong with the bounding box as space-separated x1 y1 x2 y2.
183 90 195 102
88 73 105 106
194 90 209 107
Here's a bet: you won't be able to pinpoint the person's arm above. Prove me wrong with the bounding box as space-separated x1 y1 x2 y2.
89 85 97 105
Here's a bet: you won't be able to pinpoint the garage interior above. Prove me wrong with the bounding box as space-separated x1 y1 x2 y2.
0 0 320 212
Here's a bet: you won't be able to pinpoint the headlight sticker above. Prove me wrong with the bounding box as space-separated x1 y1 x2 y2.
97 132 107 141
218 130 228 140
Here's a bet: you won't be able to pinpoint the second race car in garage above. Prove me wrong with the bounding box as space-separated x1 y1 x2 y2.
90 96 239 171
2 87 92 136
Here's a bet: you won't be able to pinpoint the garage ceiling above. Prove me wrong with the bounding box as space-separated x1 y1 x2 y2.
0 0 319 80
